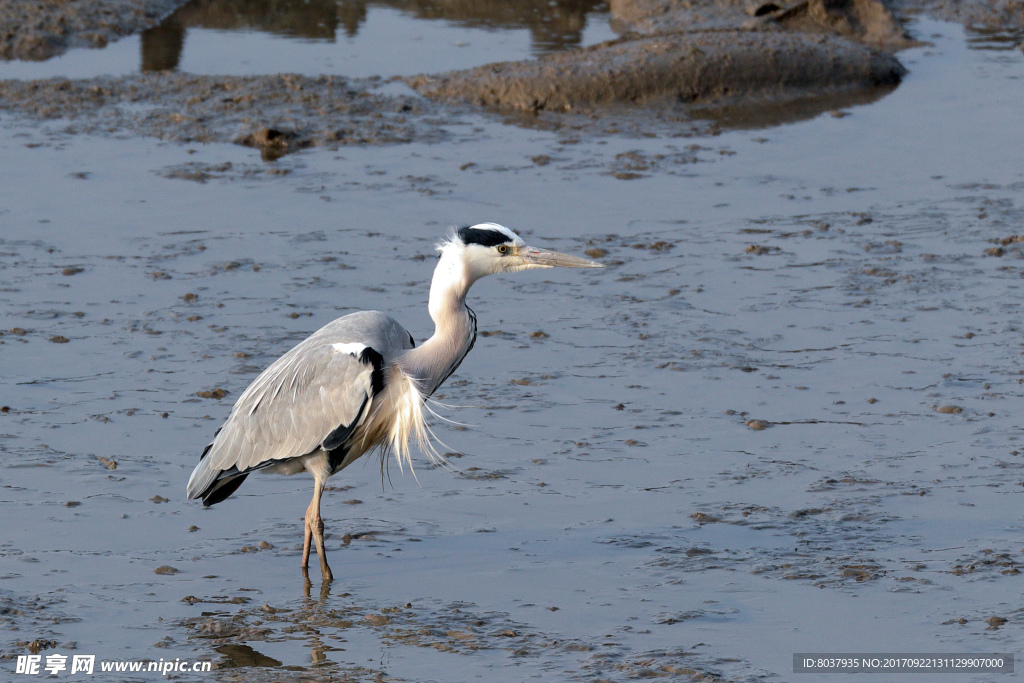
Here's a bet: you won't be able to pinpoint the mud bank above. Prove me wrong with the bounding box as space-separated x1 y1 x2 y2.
407 30 905 112
609 0 914 47
2 0 912 137
0 73 444 152
406 0 916 113
0 0 187 61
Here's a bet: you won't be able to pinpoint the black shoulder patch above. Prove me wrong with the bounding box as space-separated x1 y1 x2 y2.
322 346 385 470
458 225 511 248
358 346 386 397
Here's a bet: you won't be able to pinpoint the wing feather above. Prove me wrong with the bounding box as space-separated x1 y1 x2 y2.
186 311 412 501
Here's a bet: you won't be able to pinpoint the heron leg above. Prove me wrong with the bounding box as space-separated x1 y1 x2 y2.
302 512 313 569
302 477 334 582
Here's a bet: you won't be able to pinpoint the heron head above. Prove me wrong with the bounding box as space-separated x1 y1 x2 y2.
447 223 604 279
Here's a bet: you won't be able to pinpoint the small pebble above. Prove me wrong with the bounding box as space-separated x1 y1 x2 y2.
154 566 179 575
691 512 719 524
196 388 227 399
745 419 770 430
934 405 963 414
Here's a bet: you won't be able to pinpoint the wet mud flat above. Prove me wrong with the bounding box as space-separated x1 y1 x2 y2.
0 73 449 153
0 0 188 61
0 0 917 148
1 1 1024 682
0 0 1015 152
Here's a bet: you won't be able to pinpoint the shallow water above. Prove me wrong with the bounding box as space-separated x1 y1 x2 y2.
2 14 1024 683
0 0 615 80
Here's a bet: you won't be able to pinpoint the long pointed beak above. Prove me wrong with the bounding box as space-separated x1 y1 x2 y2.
520 245 604 269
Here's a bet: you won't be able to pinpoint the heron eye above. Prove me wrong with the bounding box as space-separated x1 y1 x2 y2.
497 245 509 255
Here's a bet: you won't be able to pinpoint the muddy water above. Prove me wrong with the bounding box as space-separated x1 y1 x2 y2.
0 0 614 80
2 15 1024 683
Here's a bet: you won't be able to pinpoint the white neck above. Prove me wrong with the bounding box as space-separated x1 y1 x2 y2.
398 247 477 396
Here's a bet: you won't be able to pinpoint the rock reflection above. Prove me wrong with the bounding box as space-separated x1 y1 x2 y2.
141 0 607 72
364 0 609 52
692 84 901 130
140 18 185 72
214 643 283 668
174 0 340 40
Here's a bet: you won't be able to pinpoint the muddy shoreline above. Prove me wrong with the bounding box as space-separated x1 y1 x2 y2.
0 0 1017 148
0 0 188 61
406 30 905 113
0 0 906 147
0 73 446 152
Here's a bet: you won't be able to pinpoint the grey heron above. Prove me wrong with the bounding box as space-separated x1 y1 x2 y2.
186 223 602 580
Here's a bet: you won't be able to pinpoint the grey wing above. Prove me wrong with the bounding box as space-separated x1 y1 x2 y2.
186 311 413 502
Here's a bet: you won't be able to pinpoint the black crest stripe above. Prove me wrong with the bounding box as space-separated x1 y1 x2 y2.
458 226 510 248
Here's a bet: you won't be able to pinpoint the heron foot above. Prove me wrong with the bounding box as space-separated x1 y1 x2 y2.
302 511 333 581
312 517 333 582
